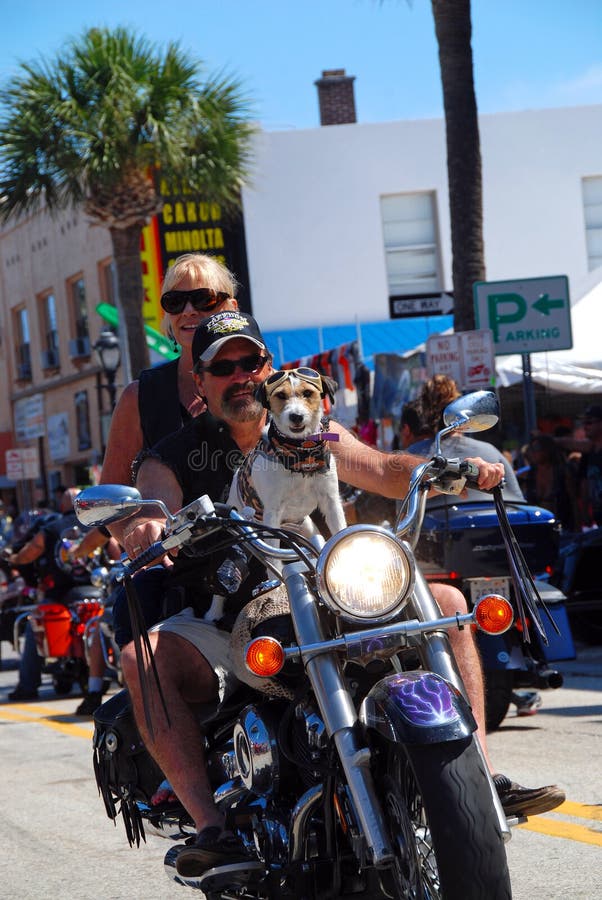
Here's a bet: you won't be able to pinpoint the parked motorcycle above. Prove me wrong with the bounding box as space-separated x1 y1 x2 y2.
73 390 536 899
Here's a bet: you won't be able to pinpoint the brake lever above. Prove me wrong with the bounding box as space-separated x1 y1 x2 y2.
124 494 222 574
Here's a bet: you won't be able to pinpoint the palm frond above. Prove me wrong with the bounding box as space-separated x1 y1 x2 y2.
0 26 255 222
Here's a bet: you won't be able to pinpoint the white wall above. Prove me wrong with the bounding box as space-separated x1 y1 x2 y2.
242 104 602 330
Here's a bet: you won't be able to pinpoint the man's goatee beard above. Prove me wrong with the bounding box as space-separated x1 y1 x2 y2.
222 397 263 423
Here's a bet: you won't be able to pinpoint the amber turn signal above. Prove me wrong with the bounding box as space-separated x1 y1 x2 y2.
474 594 514 634
246 636 285 677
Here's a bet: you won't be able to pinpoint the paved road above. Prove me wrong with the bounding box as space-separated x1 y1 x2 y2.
0 642 600 899
486 644 602 899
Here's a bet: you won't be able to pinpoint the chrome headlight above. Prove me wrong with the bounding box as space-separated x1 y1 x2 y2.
316 525 415 623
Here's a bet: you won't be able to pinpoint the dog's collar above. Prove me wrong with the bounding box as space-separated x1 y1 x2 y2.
307 431 339 442
265 420 332 473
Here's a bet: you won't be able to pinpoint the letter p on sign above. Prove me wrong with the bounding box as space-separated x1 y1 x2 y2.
487 293 527 342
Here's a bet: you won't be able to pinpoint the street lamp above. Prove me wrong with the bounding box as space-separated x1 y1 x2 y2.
94 328 121 411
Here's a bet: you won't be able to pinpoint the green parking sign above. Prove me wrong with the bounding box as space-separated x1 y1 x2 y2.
473 275 572 356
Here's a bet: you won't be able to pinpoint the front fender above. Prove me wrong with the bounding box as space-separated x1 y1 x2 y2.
359 670 476 745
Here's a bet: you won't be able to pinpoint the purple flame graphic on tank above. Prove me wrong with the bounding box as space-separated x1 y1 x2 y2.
386 672 460 726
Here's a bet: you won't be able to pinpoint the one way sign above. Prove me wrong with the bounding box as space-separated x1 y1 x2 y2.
473 275 572 356
390 292 454 319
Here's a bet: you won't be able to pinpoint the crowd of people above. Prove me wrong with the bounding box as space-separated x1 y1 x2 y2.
3 252 576 879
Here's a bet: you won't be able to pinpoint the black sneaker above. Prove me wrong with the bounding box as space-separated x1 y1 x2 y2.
75 691 104 716
493 773 565 817
8 686 38 702
175 826 253 878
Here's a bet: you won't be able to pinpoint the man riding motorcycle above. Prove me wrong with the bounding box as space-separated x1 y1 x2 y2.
113 312 564 879
7 488 81 701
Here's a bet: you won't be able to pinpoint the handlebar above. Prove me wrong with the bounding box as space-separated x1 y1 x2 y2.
121 502 315 577
394 456 491 548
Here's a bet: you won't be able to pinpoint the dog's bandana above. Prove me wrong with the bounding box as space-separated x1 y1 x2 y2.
236 419 335 521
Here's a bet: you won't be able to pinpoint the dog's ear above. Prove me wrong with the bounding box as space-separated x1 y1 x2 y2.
255 381 270 408
320 375 338 404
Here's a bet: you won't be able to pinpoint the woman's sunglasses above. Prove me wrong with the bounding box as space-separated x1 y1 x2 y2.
160 288 230 315
199 353 269 378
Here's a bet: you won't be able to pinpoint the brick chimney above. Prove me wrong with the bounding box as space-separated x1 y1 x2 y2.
314 69 356 126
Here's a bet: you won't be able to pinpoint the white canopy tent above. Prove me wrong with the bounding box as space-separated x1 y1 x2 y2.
495 272 602 394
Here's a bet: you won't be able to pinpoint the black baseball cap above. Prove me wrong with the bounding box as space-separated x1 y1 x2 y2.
192 312 268 364
583 404 602 421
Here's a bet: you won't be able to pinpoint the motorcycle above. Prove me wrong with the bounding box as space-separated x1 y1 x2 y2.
413 499 575 730
0 509 60 663
73 390 535 899
11 526 106 695
82 557 128 686
342 477 576 731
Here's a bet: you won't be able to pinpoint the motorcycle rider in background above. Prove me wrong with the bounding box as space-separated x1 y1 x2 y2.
577 403 602 527
114 315 565 878
7 488 111 703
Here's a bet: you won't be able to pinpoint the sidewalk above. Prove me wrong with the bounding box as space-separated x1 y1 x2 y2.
557 642 602 678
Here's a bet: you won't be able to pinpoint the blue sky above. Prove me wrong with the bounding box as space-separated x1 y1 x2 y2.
0 0 600 130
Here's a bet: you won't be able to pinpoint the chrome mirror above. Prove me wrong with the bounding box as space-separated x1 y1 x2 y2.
443 391 499 433
433 391 499 455
74 485 144 527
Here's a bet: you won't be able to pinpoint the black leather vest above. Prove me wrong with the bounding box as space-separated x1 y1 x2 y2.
138 358 188 449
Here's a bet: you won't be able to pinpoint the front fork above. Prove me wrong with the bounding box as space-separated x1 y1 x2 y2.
284 562 394 867
408 568 511 840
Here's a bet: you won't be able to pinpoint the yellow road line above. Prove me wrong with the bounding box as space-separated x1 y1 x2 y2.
518 801 602 847
0 702 73 716
0 706 93 738
558 800 602 822
3 704 602 849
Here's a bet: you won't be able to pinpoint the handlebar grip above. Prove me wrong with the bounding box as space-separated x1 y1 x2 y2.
459 460 481 484
124 540 166 576
213 502 235 517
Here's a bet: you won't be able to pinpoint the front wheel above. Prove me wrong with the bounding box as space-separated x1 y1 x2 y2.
376 737 511 900
53 677 74 696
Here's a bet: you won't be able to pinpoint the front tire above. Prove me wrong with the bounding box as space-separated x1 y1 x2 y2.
53 677 74 696
376 737 511 900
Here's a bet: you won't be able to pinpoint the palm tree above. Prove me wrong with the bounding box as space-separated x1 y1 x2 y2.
431 0 484 331
0 27 255 377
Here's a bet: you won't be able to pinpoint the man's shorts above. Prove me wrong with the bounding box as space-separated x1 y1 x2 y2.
151 606 266 704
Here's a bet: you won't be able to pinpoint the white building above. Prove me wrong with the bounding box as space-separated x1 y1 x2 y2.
243 102 602 342
0 71 601 495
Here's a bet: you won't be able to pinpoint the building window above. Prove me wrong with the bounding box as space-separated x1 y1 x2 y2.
380 192 442 297
582 176 602 271
68 277 91 358
71 277 89 338
39 292 60 369
74 390 92 451
15 307 32 380
99 259 117 305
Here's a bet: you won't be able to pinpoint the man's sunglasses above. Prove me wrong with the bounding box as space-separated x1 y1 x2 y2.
160 288 230 315
199 353 269 378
